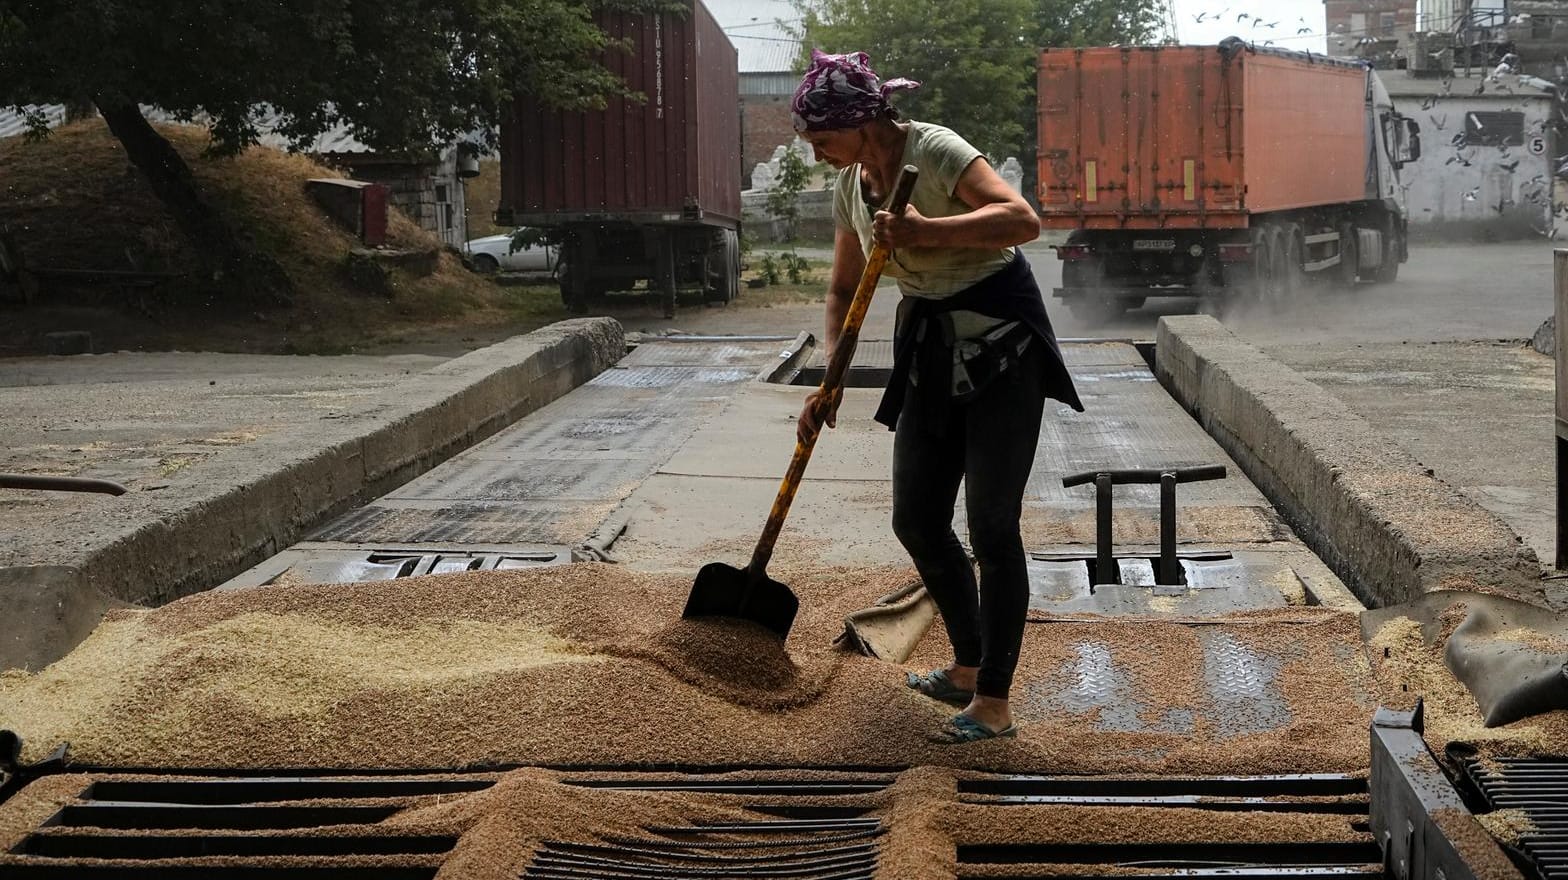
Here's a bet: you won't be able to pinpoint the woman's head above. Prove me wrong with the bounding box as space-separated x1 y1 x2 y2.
790 49 918 137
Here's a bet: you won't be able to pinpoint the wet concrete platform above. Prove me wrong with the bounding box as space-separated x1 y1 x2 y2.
223 336 1359 615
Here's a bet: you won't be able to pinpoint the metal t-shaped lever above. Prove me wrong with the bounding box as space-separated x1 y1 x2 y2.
1061 465 1228 586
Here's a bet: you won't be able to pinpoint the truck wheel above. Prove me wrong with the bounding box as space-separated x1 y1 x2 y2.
1062 248 1124 324
705 229 740 304
730 233 742 301
1282 224 1307 298
1247 229 1272 303
1336 223 1359 289
558 265 588 315
1068 296 1126 324
1264 228 1290 306
1373 218 1401 283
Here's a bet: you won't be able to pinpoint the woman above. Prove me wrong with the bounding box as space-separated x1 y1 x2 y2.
791 50 1084 744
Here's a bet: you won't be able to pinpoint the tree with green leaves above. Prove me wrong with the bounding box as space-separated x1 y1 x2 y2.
765 145 812 241
0 0 682 305
1034 0 1166 49
794 0 1164 193
795 0 1039 161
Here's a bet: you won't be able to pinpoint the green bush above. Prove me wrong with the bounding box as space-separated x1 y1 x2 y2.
758 253 782 285
783 252 812 284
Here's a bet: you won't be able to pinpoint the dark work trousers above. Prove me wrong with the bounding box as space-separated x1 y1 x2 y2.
890 341 1047 700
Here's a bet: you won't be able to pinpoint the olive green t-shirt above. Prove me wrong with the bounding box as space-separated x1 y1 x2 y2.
832 121 1013 339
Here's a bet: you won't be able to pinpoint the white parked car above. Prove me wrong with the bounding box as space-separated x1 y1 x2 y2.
463 229 559 274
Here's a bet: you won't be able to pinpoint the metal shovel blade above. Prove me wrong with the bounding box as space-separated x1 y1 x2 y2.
682 561 799 640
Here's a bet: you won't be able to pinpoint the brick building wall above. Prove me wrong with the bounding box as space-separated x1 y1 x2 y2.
742 96 795 185
1325 0 1418 38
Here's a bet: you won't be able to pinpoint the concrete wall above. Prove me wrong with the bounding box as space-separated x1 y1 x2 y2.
1156 315 1543 609
1 319 626 672
336 153 469 248
742 189 835 243
1388 87 1556 239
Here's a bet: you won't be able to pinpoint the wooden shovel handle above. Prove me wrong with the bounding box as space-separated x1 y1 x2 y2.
749 165 920 575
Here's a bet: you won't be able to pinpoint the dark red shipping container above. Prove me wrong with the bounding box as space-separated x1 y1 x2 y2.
499 0 741 228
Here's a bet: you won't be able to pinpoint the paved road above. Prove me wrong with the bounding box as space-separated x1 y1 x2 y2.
681 239 1558 344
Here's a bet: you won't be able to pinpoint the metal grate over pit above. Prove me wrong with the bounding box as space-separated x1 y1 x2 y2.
0 771 891 877
775 339 895 388
3 769 1382 878
1465 756 1568 880
960 772 1368 811
955 772 1379 880
3 775 481 878
521 818 883 879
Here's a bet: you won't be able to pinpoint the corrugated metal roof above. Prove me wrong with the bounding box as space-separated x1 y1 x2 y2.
704 0 801 73
740 71 799 96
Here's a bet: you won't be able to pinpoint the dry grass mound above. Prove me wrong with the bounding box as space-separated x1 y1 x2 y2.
0 121 563 354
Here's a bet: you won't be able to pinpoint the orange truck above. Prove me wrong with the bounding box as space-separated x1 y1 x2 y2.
1037 39 1421 322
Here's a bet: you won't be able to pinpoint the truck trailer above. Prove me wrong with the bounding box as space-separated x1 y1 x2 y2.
496 0 741 318
1037 39 1422 322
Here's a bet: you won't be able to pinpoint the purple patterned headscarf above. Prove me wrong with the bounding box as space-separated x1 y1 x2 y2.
791 49 920 132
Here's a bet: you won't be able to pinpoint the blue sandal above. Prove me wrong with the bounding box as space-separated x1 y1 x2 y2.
928 713 1018 745
906 669 974 707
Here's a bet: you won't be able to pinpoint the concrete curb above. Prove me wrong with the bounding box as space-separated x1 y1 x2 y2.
1156 315 1543 609
2 318 625 671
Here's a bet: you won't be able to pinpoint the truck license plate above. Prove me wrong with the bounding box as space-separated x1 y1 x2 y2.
1133 239 1176 251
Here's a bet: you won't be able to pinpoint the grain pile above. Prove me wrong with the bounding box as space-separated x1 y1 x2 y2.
0 774 90 851
1430 807 1527 880
1366 602 1568 759
1476 809 1536 846
0 563 1374 775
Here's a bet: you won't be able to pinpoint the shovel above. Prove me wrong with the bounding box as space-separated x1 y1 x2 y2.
682 164 920 640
